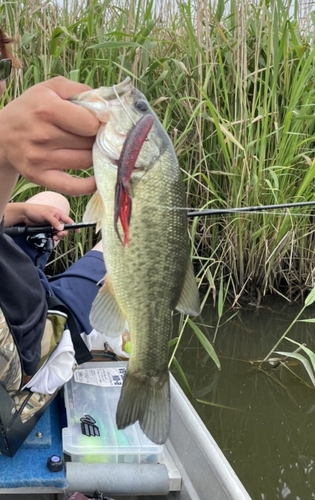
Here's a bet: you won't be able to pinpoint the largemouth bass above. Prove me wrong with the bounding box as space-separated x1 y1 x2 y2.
71 78 200 444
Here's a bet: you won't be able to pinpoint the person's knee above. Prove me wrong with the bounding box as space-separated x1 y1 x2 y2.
26 191 70 215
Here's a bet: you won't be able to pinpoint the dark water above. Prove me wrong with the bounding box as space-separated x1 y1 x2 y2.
172 297 315 500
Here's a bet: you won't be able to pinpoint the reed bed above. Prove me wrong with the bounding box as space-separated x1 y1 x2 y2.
2 0 315 303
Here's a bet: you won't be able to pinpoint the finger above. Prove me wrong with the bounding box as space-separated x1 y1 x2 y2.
25 145 95 173
28 169 97 196
37 79 100 136
42 77 93 99
51 99 100 136
23 145 95 176
43 213 65 232
53 230 69 240
55 212 75 225
40 99 100 137
33 132 96 152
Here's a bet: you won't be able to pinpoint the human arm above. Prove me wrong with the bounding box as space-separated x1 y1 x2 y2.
0 77 100 220
3 202 76 241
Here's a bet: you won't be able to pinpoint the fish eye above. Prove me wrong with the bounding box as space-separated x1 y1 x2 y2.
135 100 148 112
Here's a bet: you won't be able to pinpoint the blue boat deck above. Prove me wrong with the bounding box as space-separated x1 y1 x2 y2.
0 397 66 491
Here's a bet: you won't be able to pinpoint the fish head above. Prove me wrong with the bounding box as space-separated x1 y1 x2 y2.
71 77 170 175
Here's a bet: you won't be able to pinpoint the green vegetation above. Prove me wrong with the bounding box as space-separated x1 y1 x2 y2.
2 0 315 303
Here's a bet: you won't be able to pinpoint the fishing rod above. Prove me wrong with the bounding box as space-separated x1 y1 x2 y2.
4 199 315 240
187 200 315 218
3 222 97 237
4 200 315 264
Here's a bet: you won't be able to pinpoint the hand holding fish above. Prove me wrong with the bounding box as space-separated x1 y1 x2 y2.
0 77 99 197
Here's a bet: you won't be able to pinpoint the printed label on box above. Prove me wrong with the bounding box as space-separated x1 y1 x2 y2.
73 366 126 387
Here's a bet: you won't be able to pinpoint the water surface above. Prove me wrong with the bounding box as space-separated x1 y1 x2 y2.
172 297 315 499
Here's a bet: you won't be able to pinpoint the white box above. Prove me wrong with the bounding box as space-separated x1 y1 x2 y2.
62 361 164 464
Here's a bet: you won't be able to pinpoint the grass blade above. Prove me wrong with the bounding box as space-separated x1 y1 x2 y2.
275 351 315 386
187 318 221 369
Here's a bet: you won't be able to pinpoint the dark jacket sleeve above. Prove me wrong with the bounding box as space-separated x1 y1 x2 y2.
0 219 47 375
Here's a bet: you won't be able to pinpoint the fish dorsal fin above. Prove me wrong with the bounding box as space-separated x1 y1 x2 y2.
90 275 126 337
83 191 104 233
175 262 200 317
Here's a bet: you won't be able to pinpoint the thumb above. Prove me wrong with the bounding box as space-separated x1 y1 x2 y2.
45 213 65 232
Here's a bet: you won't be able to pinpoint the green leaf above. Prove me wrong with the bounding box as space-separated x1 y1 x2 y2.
215 0 225 22
87 41 140 50
168 337 179 347
12 182 38 198
218 271 224 318
284 338 315 373
275 351 315 386
305 287 315 306
171 357 192 395
69 69 80 82
195 398 244 411
187 318 221 369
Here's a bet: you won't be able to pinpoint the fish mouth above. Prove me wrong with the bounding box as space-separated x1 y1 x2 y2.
70 77 134 122
71 77 132 103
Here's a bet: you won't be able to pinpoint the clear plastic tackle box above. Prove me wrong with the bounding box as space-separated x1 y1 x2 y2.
62 361 164 464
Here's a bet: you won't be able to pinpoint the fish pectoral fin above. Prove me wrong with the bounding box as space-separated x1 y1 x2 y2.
89 275 126 337
83 191 104 233
175 262 201 317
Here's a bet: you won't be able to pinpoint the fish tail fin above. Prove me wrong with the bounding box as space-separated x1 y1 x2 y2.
116 369 170 445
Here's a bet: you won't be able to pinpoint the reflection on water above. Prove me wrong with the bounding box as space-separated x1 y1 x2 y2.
172 297 315 499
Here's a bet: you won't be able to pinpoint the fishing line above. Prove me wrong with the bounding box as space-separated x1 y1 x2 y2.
112 84 137 127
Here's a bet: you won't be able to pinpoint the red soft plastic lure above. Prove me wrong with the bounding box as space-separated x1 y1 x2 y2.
114 114 154 246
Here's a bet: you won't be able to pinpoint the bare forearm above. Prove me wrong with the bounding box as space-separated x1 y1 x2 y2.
3 202 27 227
0 164 19 223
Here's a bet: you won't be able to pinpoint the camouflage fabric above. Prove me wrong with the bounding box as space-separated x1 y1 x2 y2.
13 390 54 424
0 307 22 395
38 311 67 367
0 306 67 394
0 303 86 456
0 307 68 424
13 310 69 423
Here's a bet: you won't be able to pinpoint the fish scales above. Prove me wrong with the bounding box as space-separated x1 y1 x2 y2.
96 141 187 371
71 78 200 444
